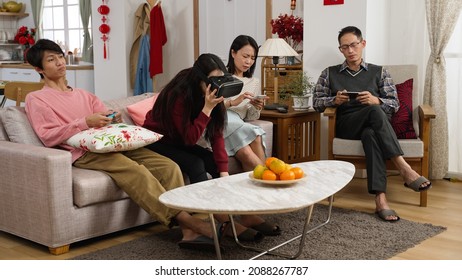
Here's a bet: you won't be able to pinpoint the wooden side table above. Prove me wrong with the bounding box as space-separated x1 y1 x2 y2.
260 109 321 164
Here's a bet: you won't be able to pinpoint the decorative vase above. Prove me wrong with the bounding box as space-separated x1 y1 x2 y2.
22 46 29 63
292 94 312 110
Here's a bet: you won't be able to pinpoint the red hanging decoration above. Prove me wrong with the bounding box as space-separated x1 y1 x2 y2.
291 0 296 10
98 0 110 59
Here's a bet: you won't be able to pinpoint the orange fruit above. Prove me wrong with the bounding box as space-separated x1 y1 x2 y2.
280 170 295 181
269 159 286 175
262 169 277 181
290 167 304 179
253 164 267 179
265 157 278 168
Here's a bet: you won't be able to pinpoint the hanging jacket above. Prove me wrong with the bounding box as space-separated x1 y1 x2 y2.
149 3 167 77
134 35 153 95
129 3 151 89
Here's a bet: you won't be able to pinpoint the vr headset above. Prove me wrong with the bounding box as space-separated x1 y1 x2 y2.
208 74 243 98
194 63 243 98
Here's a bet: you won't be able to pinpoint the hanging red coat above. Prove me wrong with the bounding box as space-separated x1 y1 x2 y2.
149 4 167 78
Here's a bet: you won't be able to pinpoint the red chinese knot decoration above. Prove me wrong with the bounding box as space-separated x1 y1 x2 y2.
98 0 110 59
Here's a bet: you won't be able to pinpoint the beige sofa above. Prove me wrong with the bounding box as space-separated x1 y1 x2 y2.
0 93 273 255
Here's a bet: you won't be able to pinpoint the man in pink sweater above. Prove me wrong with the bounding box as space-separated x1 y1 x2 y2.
24 39 220 251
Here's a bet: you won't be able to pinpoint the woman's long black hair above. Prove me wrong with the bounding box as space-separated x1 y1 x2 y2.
151 53 227 143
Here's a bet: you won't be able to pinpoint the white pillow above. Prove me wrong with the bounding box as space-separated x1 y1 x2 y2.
66 123 162 153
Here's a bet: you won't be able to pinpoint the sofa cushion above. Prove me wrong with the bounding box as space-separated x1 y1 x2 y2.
0 108 10 141
333 137 423 157
1 106 43 146
127 94 158 126
72 167 130 207
391 79 417 139
103 93 154 125
65 123 163 153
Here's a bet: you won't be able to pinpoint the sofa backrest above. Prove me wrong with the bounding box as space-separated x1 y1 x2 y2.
103 93 154 125
0 93 155 145
0 108 9 141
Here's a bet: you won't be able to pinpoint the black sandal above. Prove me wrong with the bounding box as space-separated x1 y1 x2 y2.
251 222 282 236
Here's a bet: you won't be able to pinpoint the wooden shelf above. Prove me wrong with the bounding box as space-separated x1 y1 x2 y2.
261 57 303 105
0 12 29 19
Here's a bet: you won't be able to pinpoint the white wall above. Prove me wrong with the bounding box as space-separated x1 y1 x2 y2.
91 0 195 100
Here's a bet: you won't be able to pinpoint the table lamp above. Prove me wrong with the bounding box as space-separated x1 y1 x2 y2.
259 38 299 110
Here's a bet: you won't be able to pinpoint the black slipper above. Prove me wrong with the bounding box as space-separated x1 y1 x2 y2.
178 235 223 252
251 222 282 236
404 176 432 192
375 209 400 222
236 228 264 242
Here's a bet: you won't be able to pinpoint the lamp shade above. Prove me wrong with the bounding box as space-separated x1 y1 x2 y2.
258 38 299 57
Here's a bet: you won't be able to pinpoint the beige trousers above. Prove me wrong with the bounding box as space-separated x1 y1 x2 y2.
74 148 183 226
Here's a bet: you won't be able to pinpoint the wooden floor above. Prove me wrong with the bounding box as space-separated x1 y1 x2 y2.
0 174 461 260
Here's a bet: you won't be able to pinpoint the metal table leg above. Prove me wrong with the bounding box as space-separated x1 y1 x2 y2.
230 195 335 260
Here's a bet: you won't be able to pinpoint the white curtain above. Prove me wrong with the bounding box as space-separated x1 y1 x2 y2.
424 0 462 179
30 0 44 40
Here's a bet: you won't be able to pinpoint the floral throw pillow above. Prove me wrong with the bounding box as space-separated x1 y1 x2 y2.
391 79 417 139
65 123 162 153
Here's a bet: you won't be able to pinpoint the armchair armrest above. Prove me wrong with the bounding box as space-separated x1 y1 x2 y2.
417 104 436 178
0 141 74 245
323 107 337 159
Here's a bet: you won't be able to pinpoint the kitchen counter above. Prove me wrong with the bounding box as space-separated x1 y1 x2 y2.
0 63 94 70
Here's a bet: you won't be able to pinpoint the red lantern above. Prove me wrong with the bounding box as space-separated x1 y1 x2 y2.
98 0 110 59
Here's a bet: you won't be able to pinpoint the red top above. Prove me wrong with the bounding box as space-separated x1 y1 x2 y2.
143 96 229 172
149 4 167 77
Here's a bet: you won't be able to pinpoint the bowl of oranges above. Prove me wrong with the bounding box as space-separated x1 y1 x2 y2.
249 157 306 185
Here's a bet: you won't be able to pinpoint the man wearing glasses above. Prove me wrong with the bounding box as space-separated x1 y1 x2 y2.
313 26 431 222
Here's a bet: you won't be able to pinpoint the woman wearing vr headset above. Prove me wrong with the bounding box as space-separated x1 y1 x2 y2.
224 35 281 237
143 53 270 243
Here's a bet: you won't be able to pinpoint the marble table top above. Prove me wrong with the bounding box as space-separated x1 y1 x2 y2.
159 160 355 215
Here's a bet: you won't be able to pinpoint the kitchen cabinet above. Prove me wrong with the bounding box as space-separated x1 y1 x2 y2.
0 67 40 81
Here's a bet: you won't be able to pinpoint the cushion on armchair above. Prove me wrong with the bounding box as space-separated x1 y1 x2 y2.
391 79 417 139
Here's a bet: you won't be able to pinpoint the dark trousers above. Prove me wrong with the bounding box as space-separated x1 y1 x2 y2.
336 105 403 194
147 142 219 184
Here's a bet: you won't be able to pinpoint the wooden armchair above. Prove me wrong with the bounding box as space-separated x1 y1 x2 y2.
323 65 435 207
4 81 45 106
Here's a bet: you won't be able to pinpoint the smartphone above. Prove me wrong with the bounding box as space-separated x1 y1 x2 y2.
106 112 117 119
253 95 267 100
345 92 360 99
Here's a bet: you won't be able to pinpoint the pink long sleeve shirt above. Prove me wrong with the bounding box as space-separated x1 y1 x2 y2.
25 86 107 162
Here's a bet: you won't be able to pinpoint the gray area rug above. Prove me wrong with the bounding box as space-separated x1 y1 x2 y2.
72 205 446 260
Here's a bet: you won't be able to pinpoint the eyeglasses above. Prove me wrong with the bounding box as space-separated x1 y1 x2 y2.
338 41 362 51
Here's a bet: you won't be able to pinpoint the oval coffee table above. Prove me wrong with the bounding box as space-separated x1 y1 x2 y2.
159 160 355 259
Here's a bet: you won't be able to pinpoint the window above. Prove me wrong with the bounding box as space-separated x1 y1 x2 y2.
42 0 90 55
445 12 462 175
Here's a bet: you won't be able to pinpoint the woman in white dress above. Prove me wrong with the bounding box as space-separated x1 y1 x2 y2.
225 35 267 171
224 35 281 237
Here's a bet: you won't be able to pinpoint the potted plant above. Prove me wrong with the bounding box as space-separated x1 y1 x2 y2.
280 71 314 110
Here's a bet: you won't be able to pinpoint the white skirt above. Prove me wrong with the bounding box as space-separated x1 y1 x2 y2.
224 111 266 157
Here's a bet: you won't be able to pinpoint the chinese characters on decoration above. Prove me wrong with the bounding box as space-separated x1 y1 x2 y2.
270 14 303 51
98 0 110 59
